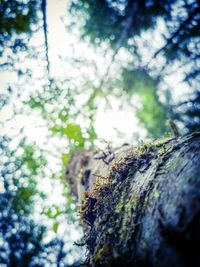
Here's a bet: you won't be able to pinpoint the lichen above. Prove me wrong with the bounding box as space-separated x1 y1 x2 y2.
78 135 183 266
79 157 156 264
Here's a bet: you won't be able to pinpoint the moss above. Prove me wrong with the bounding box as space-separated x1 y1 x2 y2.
79 135 182 266
154 136 171 147
81 158 149 265
152 188 160 199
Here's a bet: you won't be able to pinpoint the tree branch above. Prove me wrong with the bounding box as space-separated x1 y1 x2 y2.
66 132 200 267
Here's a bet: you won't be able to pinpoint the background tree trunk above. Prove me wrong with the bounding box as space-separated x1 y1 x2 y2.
66 132 200 267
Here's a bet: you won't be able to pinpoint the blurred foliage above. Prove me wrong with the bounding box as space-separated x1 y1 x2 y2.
69 0 200 134
0 0 39 68
175 90 200 132
183 91 200 132
121 67 170 137
1 137 43 215
27 79 97 150
70 0 199 85
0 135 82 266
0 1 94 266
70 0 174 48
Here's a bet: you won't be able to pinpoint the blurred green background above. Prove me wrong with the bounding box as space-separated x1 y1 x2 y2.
0 0 199 266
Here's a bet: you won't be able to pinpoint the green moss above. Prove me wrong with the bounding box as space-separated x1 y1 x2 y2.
82 160 145 265
80 135 180 265
152 188 160 199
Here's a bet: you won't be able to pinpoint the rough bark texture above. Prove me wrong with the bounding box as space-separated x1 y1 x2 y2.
66 132 200 267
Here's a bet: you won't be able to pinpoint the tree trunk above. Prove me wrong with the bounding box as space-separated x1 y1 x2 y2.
66 132 200 267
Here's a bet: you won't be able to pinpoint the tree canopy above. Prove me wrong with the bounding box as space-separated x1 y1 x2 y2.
69 0 200 133
0 0 200 265
70 0 200 87
0 0 38 68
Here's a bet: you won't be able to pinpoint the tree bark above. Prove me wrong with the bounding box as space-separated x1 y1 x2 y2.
66 132 200 267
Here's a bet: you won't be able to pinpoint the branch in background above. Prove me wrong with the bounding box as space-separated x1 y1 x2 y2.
98 2 136 89
41 0 50 82
152 5 199 59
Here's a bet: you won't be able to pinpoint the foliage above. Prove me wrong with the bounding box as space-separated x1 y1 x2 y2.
70 0 199 85
27 79 97 151
121 67 170 137
69 0 200 133
175 90 200 132
0 0 39 68
70 0 173 48
0 136 78 266
0 2 94 266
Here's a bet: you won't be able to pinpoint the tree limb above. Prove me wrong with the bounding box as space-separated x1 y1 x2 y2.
66 132 200 267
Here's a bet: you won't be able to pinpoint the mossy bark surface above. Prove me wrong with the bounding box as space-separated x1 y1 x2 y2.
66 132 200 267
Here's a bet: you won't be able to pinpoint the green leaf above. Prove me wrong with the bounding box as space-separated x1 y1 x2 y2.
53 222 59 233
63 123 83 140
62 153 70 165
